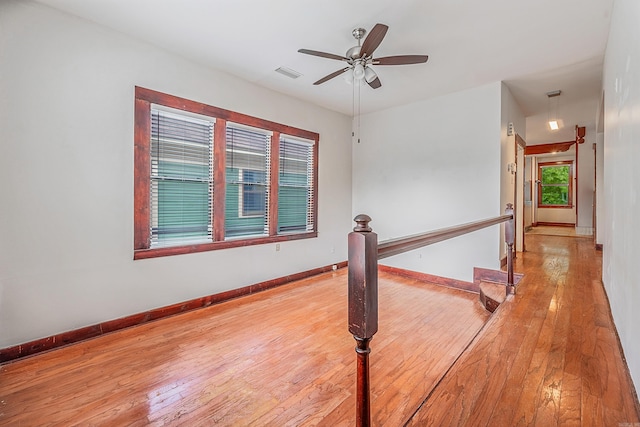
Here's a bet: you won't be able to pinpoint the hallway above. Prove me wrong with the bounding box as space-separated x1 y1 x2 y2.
409 233 640 425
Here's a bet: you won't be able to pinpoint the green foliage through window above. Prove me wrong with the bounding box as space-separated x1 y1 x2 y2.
539 163 572 207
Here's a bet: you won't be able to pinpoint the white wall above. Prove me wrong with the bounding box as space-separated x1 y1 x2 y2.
0 1 352 347
595 132 605 244
576 132 595 235
352 83 502 282
523 156 534 229
500 83 526 253
602 0 640 394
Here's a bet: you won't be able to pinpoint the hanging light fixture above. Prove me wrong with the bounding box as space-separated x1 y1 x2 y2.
344 62 378 86
547 90 561 130
353 61 365 80
364 67 378 84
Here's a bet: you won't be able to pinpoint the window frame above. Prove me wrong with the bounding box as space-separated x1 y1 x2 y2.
134 87 319 259
537 160 573 209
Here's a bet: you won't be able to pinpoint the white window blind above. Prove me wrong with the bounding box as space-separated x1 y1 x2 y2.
150 109 214 246
225 124 271 238
278 136 314 233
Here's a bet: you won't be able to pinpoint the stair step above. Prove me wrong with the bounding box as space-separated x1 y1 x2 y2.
479 281 507 313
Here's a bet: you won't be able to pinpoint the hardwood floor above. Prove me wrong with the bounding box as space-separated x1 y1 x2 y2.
0 270 489 426
1 234 638 426
408 234 640 426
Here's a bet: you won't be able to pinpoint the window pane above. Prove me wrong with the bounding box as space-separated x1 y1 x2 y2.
150 109 213 246
541 185 569 205
541 165 569 184
242 170 266 216
278 136 313 233
225 125 269 238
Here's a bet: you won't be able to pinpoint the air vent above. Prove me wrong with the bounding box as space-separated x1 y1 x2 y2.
275 67 302 79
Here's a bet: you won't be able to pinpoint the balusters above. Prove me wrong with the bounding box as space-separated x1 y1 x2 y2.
505 203 515 295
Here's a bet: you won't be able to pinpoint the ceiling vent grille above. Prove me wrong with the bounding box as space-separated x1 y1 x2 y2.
275 67 302 79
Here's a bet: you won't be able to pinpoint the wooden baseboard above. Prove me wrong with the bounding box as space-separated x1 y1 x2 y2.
535 222 575 227
378 264 479 293
0 261 348 364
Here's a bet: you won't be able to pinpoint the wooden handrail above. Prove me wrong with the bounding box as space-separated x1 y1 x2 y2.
378 214 513 260
348 204 515 427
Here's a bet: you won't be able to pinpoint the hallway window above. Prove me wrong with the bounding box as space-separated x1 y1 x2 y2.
134 87 319 259
537 161 573 208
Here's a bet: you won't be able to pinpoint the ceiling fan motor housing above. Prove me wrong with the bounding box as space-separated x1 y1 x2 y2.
346 46 361 59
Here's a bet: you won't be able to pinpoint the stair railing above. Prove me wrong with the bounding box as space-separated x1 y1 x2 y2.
347 203 515 427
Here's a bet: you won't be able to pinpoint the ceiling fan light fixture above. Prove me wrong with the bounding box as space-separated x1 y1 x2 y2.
353 63 365 80
364 67 377 83
344 70 354 85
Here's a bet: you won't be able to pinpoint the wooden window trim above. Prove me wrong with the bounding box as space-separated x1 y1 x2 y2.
537 160 573 209
133 87 319 260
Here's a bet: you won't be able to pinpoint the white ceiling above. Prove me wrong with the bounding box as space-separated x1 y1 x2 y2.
36 0 614 145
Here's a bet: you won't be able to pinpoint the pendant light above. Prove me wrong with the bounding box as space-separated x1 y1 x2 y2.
547 90 561 131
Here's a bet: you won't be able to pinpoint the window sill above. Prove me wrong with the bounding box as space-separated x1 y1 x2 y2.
537 204 573 209
134 231 317 260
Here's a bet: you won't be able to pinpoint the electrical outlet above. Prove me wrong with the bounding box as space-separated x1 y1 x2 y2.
275 243 280 252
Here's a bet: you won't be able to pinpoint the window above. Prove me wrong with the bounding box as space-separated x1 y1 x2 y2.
134 87 318 259
537 161 573 208
150 109 213 246
278 136 314 233
225 124 269 237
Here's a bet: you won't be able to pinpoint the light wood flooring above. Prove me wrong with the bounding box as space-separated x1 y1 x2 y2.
1 233 638 425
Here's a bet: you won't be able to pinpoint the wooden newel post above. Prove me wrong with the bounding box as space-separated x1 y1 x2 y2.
505 203 515 295
348 214 378 427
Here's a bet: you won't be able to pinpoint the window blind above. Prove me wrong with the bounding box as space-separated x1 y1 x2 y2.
278 136 314 233
150 109 213 246
225 124 271 238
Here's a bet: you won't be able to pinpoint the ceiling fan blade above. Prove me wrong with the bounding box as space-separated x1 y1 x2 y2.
313 67 351 85
298 49 348 62
359 23 388 58
367 76 382 89
373 55 429 65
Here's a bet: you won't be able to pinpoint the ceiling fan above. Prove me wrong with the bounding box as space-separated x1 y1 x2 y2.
298 23 429 89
